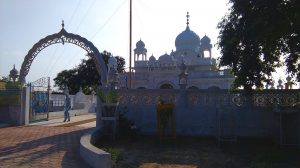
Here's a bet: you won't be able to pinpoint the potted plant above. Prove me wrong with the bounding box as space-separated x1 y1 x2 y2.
96 89 120 140
97 89 119 118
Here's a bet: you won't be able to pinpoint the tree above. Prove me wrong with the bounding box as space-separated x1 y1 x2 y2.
115 56 126 73
53 69 78 94
53 51 126 94
0 76 10 82
217 0 300 92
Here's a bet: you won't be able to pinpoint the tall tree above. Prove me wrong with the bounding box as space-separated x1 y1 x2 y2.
115 56 126 73
53 69 78 94
0 76 10 82
53 51 125 94
217 0 300 92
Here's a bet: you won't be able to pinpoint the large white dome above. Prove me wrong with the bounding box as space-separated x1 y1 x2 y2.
175 26 200 52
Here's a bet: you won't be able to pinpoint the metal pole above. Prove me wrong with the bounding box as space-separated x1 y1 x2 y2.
129 0 132 89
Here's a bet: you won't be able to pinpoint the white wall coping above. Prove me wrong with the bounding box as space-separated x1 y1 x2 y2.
80 129 112 168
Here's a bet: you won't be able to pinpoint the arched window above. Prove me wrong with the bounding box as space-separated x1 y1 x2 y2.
204 51 210 58
160 84 174 89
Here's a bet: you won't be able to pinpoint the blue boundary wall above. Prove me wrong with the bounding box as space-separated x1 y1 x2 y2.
114 89 300 139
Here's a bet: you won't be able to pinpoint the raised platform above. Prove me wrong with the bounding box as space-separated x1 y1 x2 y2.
80 128 112 168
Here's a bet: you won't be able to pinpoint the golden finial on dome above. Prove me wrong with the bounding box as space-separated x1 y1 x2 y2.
61 20 64 29
186 12 190 26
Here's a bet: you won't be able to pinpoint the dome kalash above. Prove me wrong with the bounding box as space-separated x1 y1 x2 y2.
175 12 200 53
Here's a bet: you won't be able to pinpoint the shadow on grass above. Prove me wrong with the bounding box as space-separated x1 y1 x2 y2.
96 135 300 168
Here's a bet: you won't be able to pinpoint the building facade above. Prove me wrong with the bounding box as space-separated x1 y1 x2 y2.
127 12 234 89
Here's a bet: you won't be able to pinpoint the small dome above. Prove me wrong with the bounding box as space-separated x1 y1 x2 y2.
149 55 156 62
136 39 145 48
158 54 174 64
175 27 200 52
9 65 19 82
10 66 18 76
201 35 211 44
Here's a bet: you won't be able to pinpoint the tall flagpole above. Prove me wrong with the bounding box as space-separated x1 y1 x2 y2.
129 0 132 89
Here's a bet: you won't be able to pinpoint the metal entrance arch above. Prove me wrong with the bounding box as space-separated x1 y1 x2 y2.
19 21 108 86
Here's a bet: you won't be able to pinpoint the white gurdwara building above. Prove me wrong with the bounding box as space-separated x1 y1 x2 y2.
130 12 234 89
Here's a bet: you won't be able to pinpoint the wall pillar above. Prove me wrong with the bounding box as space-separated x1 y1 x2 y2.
96 96 103 129
175 84 187 134
20 86 30 125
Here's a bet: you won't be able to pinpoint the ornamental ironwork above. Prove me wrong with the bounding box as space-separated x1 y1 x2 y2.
29 77 50 122
130 95 139 104
19 21 107 85
230 94 244 106
253 93 298 107
30 77 49 87
142 95 152 105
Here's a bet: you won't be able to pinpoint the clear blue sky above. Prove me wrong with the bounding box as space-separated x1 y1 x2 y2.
1 0 231 88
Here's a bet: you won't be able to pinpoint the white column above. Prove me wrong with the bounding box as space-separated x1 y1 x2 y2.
21 86 30 125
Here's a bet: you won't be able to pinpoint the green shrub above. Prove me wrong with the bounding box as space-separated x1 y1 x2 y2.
102 147 122 164
0 81 21 106
97 89 118 103
0 95 20 106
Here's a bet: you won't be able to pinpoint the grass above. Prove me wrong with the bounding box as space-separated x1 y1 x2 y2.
102 147 122 164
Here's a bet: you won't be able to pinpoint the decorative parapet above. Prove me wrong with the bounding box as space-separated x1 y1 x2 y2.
253 93 298 107
118 90 178 106
117 89 299 107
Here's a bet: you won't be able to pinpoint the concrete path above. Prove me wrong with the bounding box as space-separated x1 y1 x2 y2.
30 113 96 127
0 113 97 168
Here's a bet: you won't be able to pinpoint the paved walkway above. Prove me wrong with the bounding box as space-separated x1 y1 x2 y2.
30 113 96 127
0 114 96 168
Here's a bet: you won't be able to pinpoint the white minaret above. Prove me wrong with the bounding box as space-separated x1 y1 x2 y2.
134 39 147 61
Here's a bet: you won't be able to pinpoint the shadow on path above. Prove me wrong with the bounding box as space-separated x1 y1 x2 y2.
0 126 93 168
